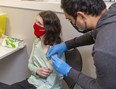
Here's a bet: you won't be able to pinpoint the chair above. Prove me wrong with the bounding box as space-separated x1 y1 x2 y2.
64 48 83 89
0 82 10 89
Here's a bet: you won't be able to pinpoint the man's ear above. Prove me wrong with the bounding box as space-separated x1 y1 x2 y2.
76 11 87 20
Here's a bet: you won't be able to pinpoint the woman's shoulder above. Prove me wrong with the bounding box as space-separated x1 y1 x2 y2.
32 38 42 48
33 38 41 43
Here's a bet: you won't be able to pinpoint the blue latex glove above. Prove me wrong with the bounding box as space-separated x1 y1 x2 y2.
51 56 72 76
47 42 68 58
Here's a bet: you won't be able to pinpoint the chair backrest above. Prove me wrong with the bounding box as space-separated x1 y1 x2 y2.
64 48 83 89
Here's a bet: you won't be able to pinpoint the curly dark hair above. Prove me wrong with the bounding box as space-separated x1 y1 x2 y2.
61 0 106 18
39 10 62 46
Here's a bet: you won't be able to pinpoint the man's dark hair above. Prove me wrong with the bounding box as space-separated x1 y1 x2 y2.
61 0 106 18
39 10 62 46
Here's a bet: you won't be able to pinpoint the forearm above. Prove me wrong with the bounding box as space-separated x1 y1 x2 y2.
68 69 101 89
65 32 95 49
28 55 41 78
28 63 38 73
68 51 115 89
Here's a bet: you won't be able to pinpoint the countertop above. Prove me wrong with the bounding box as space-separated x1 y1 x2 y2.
0 44 22 60
0 36 25 60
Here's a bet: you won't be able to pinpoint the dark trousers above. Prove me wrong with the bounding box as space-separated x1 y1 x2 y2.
0 79 36 89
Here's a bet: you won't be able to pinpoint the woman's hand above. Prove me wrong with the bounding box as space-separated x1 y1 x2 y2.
36 67 53 77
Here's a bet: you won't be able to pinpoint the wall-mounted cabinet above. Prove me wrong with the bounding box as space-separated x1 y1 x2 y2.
103 0 115 2
0 0 115 13
0 0 62 12
22 0 60 2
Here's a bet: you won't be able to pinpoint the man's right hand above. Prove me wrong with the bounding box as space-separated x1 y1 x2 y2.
47 42 68 58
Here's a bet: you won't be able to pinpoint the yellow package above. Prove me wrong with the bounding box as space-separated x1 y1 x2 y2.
0 13 7 37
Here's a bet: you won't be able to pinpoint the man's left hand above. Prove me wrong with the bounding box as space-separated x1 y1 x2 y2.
51 56 72 76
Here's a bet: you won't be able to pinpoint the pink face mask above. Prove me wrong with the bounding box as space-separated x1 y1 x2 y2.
33 23 45 37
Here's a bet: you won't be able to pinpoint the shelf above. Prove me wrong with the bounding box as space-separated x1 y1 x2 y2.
0 45 24 60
